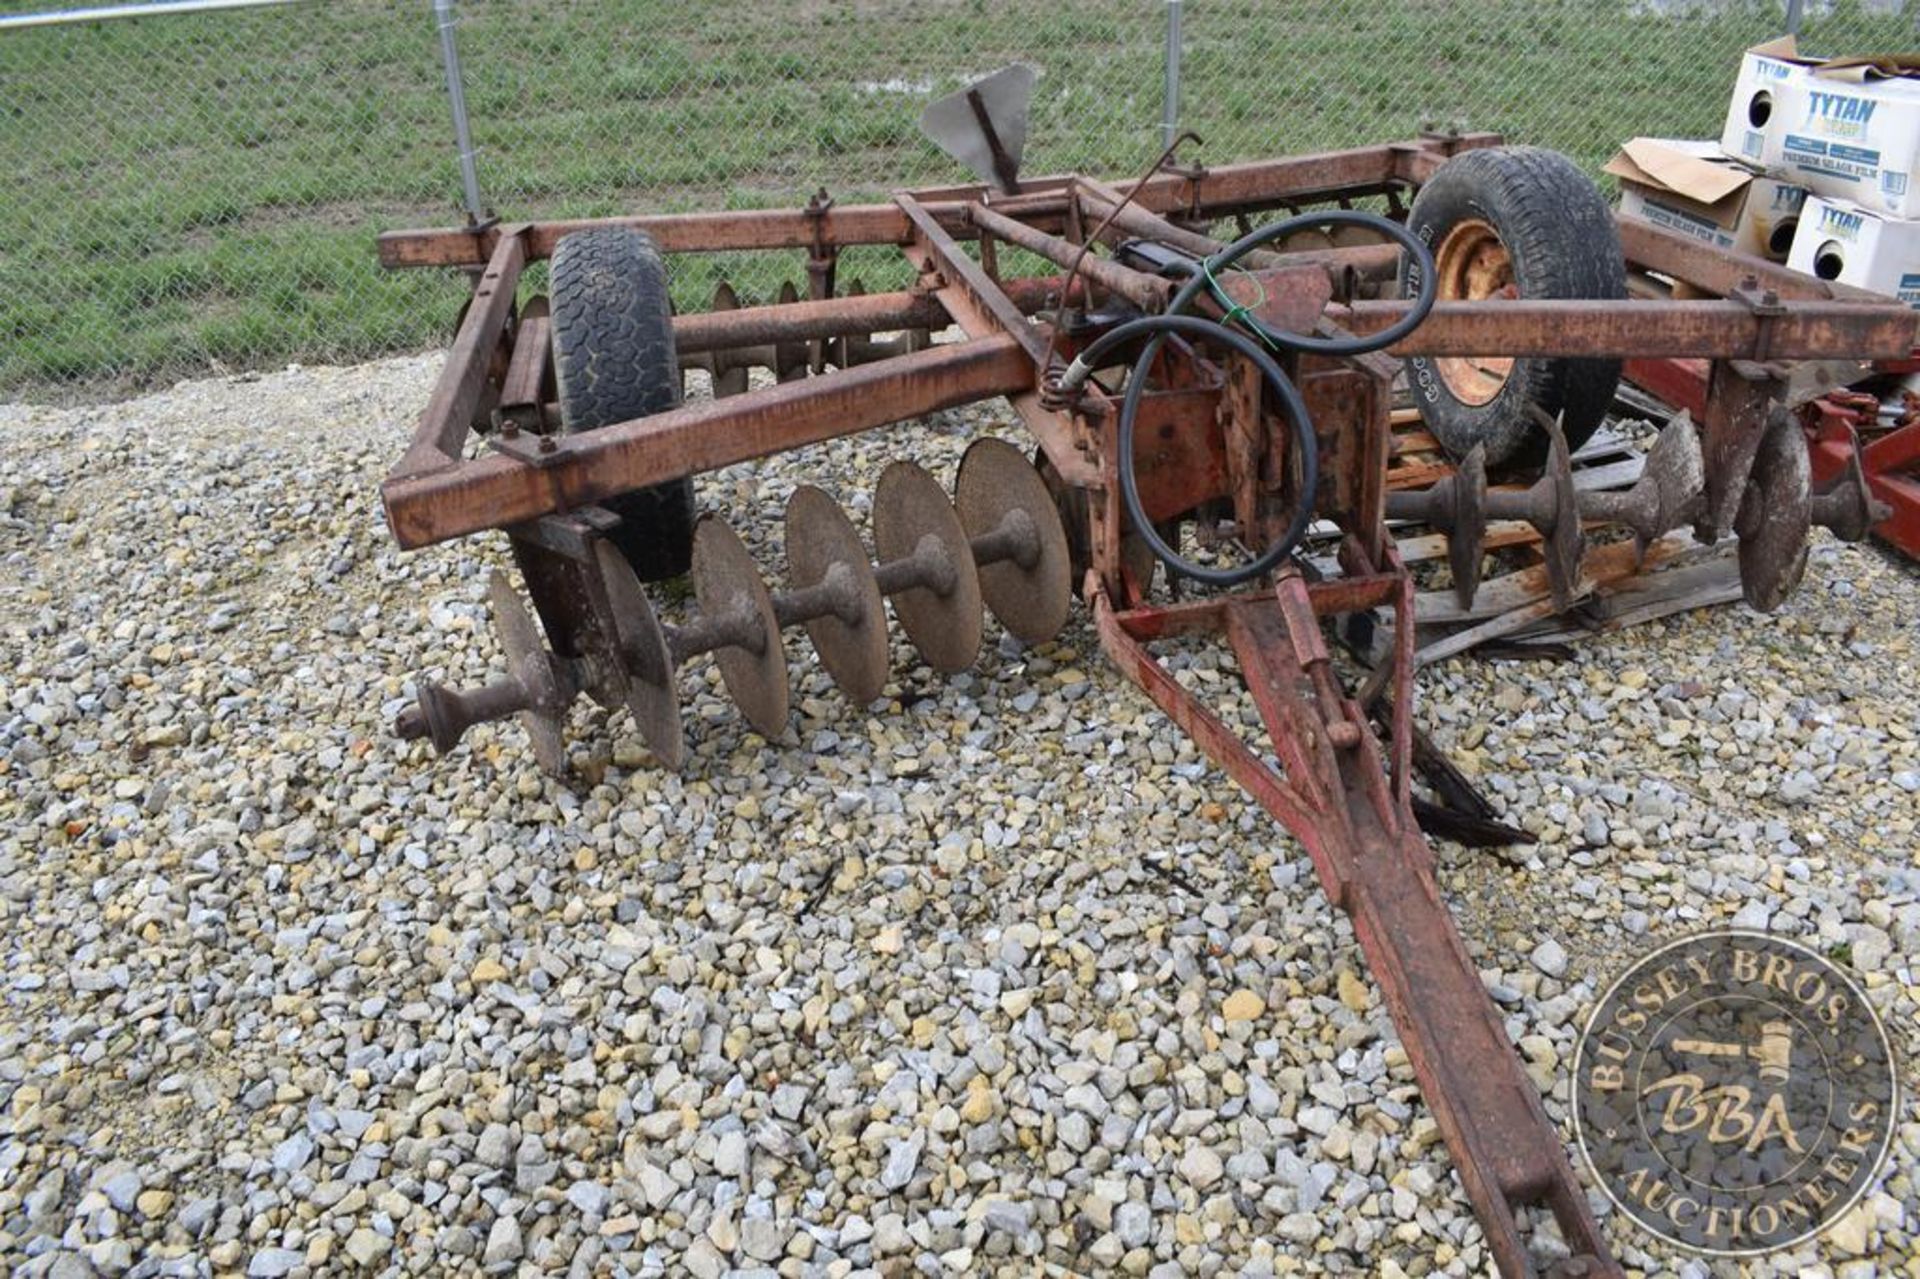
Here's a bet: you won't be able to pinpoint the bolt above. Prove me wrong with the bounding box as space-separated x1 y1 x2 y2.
538 434 556 454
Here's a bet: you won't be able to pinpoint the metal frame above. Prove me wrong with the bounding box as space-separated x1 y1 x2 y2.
1805 380 1920 557
0 0 309 31
375 134 1914 1279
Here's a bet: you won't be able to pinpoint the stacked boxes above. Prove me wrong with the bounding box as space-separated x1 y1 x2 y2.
1607 137 1806 262
1713 36 1920 305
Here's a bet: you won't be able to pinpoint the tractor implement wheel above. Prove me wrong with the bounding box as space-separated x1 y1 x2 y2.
551 226 696 579
1401 146 1626 472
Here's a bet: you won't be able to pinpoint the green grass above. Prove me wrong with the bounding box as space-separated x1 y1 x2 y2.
0 0 1910 397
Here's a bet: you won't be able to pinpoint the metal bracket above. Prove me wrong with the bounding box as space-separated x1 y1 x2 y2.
488 424 565 468
804 187 837 284
804 188 840 371
1173 161 1210 222
506 506 622 562
1729 275 1787 364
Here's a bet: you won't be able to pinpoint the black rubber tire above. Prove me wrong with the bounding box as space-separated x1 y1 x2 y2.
550 227 695 579
1401 146 1626 471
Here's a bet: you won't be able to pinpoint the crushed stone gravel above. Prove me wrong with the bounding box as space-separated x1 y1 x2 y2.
0 355 1915 1277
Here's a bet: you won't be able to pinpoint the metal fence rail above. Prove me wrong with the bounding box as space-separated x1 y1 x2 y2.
0 0 1912 399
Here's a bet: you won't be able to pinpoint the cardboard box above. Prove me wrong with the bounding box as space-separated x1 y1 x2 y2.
1721 37 1920 218
1608 138 1807 262
1720 37 1818 168
1786 195 1920 307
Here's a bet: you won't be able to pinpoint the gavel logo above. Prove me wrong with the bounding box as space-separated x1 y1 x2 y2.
1671 1019 1795 1085
1574 932 1896 1257
1643 1019 1805 1154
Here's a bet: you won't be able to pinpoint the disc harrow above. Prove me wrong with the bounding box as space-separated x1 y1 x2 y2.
396 444 1073 771
1386 408 1885 613
374 92 1916 1276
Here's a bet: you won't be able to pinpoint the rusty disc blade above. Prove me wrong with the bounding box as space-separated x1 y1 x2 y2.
775 281 807 382
1813 424 1881 543
1541 415 1585 612
954 438 1072 643
592 539 684 769
710 282 750 398
1448 445 1488 609
1122 533 1157 599
873 461 982 672
406 681 463 754
488 570 568 777
1035 450 1091 584
1735 410 1811 613
786 486 889 705
692 516 790 739
1641 410 1707 549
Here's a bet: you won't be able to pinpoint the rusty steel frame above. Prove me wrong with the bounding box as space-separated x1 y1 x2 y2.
375 134 1916 1279
1094 560 1611 1278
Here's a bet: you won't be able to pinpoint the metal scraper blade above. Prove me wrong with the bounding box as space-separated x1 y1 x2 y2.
918 63 1036 194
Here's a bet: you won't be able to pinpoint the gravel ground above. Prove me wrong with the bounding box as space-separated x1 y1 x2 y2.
0 356 1916 1278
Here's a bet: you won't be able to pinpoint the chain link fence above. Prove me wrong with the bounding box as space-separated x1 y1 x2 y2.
1 0 1913 400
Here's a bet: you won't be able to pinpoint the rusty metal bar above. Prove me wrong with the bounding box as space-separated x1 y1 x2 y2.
1074 178 1408 316
894 193 1095 484
966 202 1175 311
1617 215 1884 302
498 313 550 420
377 203 927 268
1108 575 1401 642
391 228 526 479
382 335 1032 549
675 288 949 352
1074 176 1289 267
1217 598 1616 1279
896 193 1051 365
1335 298 1915 360
1099 575 1620 1276
670 274 1068 353
377 140 1476 270
1093 589 1323 844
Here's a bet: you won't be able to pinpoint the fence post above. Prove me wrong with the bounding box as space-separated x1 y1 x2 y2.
433 0 487 225
1162 0 1183 148
1784 0 1804 35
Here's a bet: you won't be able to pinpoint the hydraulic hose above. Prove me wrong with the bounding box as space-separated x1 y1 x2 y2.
1183 208 1437 357
1056 210 1438 586
1064 314 1316 588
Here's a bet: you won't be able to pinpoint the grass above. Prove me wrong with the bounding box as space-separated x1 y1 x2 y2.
0 0 1911 397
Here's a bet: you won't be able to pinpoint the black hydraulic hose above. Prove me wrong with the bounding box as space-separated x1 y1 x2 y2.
1066 315 1317 587
1188 209 1437 357
1055 210 1439 585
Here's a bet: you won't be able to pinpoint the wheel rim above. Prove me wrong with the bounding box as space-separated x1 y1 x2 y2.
1433 218 1517 407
